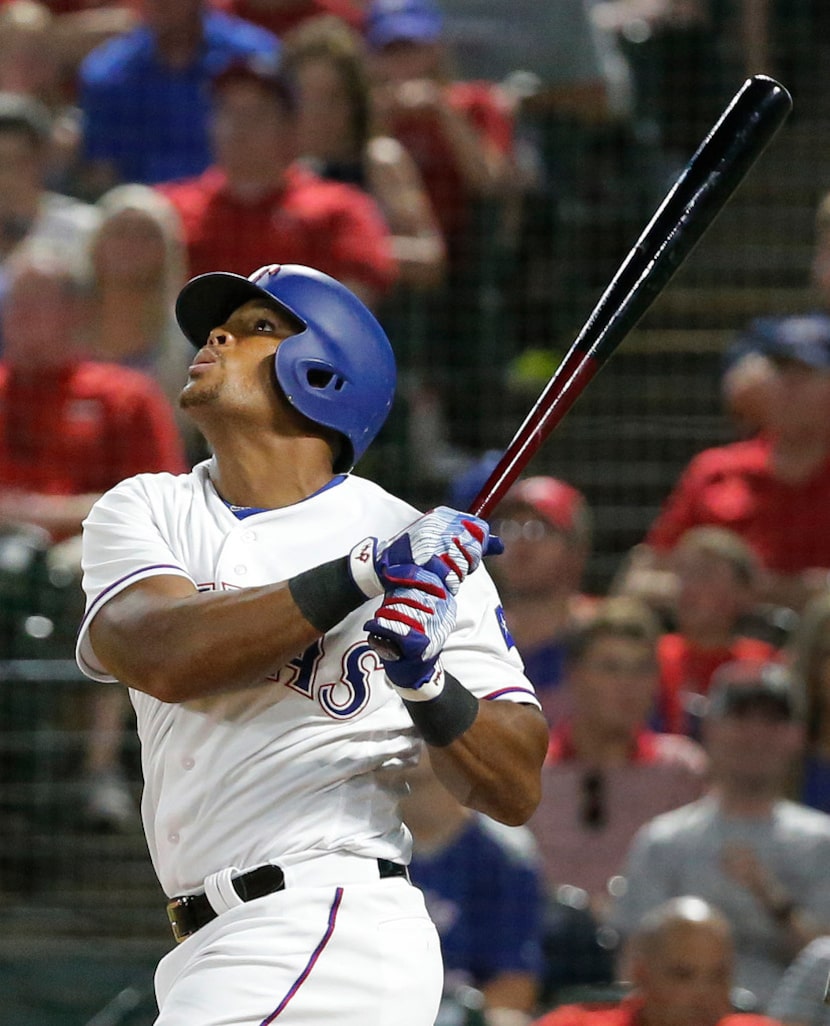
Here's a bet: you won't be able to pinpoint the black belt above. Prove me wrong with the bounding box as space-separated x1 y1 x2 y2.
166 858 409 943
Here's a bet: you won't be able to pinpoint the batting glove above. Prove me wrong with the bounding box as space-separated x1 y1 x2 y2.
364 565 457 692
350 506 503 601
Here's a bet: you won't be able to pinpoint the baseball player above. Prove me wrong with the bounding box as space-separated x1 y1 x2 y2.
74 264 548 1026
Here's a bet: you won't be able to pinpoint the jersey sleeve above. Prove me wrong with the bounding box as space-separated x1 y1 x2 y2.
442 564 540 708
75 474 196 682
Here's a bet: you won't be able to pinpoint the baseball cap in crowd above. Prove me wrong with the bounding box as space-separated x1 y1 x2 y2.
212 53 298 112
504 476 591 539
742 313 830 371
706 660 803 721
365 0 444 48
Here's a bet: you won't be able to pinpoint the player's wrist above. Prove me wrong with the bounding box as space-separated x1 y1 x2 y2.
289 538 382 633
397 669 479 747
347 536 384 598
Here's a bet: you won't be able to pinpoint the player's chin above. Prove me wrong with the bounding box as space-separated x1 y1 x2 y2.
179 380 220 409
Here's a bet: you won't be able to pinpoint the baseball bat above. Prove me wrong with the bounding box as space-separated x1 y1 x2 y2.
369 74 792 661
470 73 792 519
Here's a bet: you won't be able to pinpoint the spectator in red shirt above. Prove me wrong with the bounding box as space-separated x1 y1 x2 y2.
159 51 398 311
615 314 830 617
0 244 187 830
526 595 707 1002
655 526 785 738
532 896 783 1026
0 244 186 546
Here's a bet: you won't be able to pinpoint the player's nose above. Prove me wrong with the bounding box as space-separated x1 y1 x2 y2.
206 328 231 346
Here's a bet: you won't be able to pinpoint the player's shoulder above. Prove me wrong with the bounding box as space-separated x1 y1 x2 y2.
92 459 206 511
335 473 421 531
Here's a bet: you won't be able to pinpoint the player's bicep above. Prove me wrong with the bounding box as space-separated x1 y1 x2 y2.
88 574 198 682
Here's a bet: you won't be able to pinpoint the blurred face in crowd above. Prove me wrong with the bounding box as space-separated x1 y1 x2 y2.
571 633 658 739
2 262 86 371
369 38 441 84
671 544 752 639
492 502 584 601
763 357 830 443
0 7 59 101
211 80 295 186
635 919 734 1026
140 0 203 33
92 208 168 290
703 696 802 797
0 127 43 223
294 56 357 161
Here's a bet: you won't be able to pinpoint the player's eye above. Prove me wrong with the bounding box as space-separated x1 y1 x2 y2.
252 317 278 333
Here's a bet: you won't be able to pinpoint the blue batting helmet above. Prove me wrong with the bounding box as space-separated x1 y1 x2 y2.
175 264 397 472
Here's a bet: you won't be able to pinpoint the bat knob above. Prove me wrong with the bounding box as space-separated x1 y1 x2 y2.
367 633 402 662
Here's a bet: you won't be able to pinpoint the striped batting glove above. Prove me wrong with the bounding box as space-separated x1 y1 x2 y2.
350 505 503 600
364 565 456 692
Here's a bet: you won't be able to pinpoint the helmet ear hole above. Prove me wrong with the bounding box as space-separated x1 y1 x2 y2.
306 368 345 391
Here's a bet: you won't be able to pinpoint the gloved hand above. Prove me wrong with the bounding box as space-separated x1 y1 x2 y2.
364 565 457 690
350 506 503 600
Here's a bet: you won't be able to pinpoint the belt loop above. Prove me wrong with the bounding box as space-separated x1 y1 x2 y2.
203 866 244 916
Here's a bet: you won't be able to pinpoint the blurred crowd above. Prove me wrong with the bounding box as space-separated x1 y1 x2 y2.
1 2 830 1025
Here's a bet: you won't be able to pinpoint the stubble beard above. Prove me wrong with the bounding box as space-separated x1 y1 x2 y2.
179 380 221 409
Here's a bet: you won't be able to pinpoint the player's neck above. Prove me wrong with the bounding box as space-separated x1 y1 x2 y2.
209 436 336 510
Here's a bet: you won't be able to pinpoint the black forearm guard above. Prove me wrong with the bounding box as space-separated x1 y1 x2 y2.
288 556 366 634
402 671 479 747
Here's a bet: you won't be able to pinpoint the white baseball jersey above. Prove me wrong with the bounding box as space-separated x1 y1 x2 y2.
76 460 539 898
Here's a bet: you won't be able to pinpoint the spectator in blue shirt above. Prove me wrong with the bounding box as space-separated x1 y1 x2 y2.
76 0 280 197
401 749 546 1025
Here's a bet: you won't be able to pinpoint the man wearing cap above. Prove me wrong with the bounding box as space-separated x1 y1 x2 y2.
609 660 830 1011
489 475 596 727
617 312 830 615
158 53 398 309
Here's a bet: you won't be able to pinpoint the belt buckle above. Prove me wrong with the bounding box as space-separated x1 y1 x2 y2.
167 895 196 944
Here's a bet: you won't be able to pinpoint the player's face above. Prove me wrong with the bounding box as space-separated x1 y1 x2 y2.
180 299 299 418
